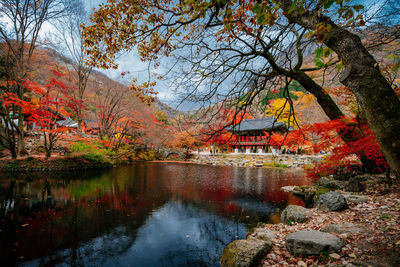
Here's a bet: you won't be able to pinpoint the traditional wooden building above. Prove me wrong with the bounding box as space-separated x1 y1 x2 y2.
226 117 289 153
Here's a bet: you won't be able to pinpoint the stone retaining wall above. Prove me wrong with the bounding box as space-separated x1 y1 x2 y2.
191 154 324 168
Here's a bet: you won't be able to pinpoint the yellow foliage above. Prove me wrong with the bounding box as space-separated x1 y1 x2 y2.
265 93 316 126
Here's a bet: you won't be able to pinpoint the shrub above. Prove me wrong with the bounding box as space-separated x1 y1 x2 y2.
138 149 159 161
70 141 108 163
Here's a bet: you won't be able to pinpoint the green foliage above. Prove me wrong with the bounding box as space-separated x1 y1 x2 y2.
263 162 289 168
70 141 109 163
5 160 19 171
138 149 159 161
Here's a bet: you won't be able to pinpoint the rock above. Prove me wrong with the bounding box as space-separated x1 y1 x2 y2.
291 186 317 208
344 177 365 192
333 165 364 181
246 227 275 241
322 223 367 235
342 193 369 204
317 177 345 190
280 205 311 224
317 191 348 211
281 186 296 192
220 238 272 267
351 174 370 182
285 230 344 256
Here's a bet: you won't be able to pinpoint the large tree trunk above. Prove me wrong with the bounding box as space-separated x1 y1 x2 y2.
281 0 400 180
292 71 382 173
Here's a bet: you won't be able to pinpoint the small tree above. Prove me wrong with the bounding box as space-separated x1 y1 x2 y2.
25 71 83 158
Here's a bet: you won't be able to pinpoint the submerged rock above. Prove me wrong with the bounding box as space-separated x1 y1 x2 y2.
280 205 311 224
220 238 272 267
317 191 349 211
285 230 344 256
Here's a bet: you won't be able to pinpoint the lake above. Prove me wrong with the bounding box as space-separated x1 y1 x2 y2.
0 162 311 266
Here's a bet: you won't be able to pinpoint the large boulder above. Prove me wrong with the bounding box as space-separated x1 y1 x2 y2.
321 223 368 235
285 230 344 256
317 191 349 211
280 205 311 224
220 238 272 267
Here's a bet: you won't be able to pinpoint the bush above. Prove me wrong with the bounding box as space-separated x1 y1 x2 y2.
138 149 159 161
70 141 108 163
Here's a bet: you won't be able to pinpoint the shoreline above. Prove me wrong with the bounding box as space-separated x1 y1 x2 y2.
0 156 118 173
220 174 400 267
0 156 307 174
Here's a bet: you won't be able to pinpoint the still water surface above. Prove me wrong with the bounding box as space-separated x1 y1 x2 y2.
0 162 311 266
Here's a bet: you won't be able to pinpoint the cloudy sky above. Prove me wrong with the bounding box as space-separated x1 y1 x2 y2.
82 0 176 105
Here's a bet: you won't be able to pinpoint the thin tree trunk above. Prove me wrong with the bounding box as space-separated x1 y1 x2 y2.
281 0 400 180
17 113 28 156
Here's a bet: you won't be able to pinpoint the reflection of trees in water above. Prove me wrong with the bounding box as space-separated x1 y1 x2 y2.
0 169 169 266
0 163 308 266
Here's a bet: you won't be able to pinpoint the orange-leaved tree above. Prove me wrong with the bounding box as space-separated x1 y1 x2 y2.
24 71 84 158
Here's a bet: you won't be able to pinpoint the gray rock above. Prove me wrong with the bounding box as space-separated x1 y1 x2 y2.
317 177 345 190
317 191 349 211
291 186 317 208
220 238 272 267
344 177 365 192
321 223 367 234
246 227 275 241
280 205 311 224
342 193 369 204
285 230 344 256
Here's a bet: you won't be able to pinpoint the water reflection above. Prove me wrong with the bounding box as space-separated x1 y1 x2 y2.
0 163 311 266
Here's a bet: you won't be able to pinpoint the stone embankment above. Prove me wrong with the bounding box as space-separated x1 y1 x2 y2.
191 154 324 168
220 174 400 267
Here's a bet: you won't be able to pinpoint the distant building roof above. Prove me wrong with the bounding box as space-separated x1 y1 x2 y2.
226 117 288 133
58 117 78 128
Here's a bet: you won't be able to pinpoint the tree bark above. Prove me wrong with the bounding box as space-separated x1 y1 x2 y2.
291 71 382 173
281 0 400 180
17 114 28 156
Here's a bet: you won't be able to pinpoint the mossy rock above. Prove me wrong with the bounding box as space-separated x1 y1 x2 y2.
220 239 272 267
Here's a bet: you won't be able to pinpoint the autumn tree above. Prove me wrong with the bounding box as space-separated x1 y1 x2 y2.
0 87 21 158
19 71 81 158
0 0 72 155
82 0 400 180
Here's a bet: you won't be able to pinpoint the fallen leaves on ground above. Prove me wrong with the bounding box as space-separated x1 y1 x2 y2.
261 179 400 267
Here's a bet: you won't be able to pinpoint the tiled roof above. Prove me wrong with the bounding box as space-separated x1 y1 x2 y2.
226 117 287 132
